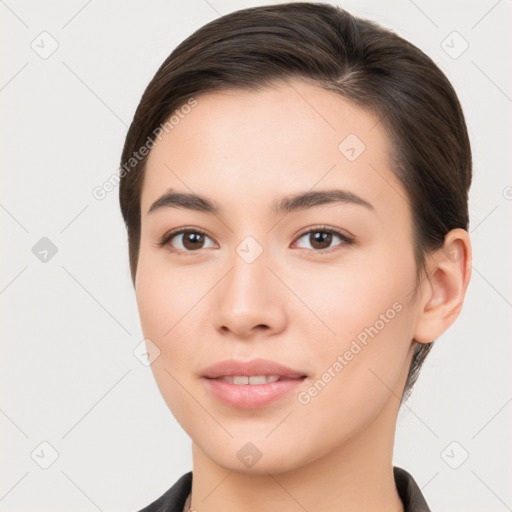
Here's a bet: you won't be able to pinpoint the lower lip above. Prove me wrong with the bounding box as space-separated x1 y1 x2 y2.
202 377 306 409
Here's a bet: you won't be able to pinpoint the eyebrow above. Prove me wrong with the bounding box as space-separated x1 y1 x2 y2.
147 187 374 216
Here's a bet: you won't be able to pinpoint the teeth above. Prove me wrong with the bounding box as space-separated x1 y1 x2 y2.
218 375 281 385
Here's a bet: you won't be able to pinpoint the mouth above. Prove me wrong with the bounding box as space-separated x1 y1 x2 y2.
206 375 306 385
201 359 308 409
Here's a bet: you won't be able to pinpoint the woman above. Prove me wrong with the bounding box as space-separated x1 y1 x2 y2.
119 3 472 511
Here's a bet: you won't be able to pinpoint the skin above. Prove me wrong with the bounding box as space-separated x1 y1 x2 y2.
135 79 472 512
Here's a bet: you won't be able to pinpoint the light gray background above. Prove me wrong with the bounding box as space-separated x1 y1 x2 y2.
1 0 511 510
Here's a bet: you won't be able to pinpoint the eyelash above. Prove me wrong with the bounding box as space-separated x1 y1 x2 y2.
157 225 355 257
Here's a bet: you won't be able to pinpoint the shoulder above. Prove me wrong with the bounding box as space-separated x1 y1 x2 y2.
135 471 192 512
393 466 432 512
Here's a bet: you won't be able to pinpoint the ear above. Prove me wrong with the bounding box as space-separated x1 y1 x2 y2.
413 228 472 344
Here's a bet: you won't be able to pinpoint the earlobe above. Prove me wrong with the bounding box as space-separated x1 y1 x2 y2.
413 228 472 344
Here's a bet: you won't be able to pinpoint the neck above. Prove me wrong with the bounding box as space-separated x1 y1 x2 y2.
188 395 404 512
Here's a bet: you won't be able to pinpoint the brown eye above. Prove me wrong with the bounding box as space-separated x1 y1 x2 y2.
294 227 353 253
158 229 216 253
309 231 333 250
180 231 206 250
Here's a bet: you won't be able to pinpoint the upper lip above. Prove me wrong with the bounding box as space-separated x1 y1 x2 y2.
201 358 307 379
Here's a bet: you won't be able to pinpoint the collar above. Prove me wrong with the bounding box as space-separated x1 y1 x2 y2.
137 466 431 512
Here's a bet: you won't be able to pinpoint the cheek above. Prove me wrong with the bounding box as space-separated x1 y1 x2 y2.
135 273 169 341
288 254 415 346
135 254 209 376
294 306 414 453
135 246 195 340
135 262 200 420
293 255 417 408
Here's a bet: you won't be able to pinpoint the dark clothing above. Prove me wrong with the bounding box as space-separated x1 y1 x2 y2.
393 466 432 512
137 466 431 512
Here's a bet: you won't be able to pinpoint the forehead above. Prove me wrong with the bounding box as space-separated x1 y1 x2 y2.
141 79 402 217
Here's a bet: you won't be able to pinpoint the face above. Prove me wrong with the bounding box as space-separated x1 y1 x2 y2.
136 79 422 474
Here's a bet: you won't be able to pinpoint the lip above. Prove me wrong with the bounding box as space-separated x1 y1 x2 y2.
201 358 307 379
201 358 308 409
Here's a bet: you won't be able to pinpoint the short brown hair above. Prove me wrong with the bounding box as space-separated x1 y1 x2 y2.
119 2 472 403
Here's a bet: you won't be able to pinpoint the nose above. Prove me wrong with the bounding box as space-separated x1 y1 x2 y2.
213 245 287 339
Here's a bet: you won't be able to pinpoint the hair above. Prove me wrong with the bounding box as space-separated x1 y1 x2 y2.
119 2 472 403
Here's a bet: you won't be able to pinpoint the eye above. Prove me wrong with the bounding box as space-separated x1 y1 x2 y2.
157 225 354 256
293 226 354 253
157 228 217 254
